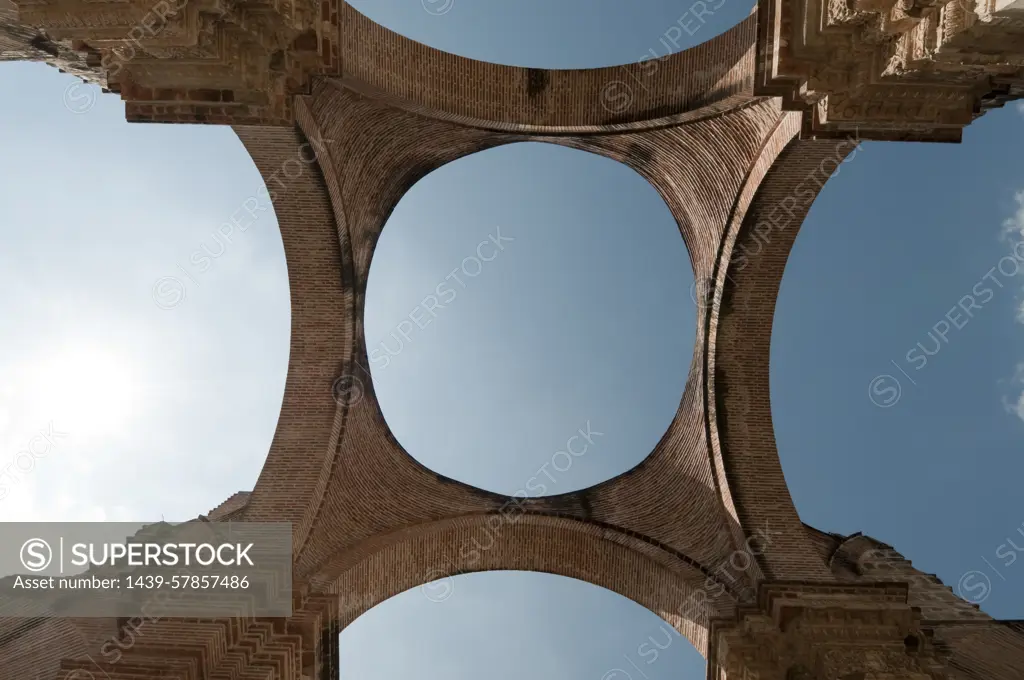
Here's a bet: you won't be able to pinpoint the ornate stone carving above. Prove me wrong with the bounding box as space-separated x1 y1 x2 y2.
8 0 330 124
756 0 1024 141
708 583 954 679
1 0 105 84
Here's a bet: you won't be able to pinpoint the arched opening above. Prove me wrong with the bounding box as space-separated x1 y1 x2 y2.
0 62 289 523
770 106 1024 618
338 571 706 680
365 141 696 497
344 0 755 69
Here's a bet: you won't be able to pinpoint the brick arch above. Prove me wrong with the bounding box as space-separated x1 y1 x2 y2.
337 3 760 133
231 81 815 607
201 17 874 605
230 115 359 546
234 69 873 623
312 512 741 658
705 119 863 581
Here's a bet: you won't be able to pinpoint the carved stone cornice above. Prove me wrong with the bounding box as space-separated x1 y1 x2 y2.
9 0 329 124
707 582 955 679
756 0 1024 142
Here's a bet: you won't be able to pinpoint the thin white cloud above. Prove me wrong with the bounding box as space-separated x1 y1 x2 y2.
1005 193 1024 420
1001 190 1024 240
1006 391 1024 422
1003 187 1024 417
1003 363 1024 423
1003 191 1024 325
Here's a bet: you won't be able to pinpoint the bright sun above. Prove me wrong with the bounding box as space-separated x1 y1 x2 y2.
19 345 139 439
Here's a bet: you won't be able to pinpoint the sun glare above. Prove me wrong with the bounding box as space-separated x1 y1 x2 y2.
18 345 140 439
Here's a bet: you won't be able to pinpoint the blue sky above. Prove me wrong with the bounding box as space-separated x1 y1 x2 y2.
2 1 1023 678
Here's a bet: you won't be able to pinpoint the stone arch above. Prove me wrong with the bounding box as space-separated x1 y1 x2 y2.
312 513 741 659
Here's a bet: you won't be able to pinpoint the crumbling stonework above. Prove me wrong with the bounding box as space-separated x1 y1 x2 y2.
1 1 1023 678
0 0 104 86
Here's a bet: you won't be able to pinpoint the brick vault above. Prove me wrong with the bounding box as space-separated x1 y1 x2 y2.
3 0 1024 678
